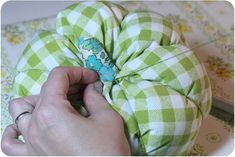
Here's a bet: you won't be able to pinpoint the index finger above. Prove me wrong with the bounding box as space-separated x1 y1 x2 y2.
41 67 98 98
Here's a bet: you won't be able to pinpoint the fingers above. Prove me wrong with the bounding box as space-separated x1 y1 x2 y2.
41 67 98 99
67 83 87 96
8 95 38 140
1 124 27 156
83 82 110 115
21 95 39 108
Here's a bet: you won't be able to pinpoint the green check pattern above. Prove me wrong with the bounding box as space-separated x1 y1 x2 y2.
14 2 212 155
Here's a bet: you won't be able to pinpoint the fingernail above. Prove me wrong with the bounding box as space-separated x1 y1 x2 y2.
94 80 103 94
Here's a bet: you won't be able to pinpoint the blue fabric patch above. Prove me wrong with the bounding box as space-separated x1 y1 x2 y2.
77 37 116 82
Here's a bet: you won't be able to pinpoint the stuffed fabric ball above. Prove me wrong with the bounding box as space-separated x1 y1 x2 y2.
14 2 212 155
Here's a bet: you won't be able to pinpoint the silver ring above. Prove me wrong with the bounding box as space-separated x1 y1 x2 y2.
15 111 32 128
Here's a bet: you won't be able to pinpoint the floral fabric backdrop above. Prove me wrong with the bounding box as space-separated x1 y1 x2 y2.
1 1 234 155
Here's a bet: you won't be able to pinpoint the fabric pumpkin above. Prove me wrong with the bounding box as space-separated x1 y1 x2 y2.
14 2 212 155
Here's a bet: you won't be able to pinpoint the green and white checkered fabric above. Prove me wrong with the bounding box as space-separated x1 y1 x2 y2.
14 1 212 155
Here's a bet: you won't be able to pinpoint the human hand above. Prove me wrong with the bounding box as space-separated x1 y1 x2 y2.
1 67 131 156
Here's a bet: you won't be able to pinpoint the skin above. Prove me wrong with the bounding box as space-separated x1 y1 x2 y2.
1 67 131 156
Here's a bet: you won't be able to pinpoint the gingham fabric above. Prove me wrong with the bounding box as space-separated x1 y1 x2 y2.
14 1 212 155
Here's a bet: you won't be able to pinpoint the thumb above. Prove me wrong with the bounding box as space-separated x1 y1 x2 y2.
83 81 110 115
